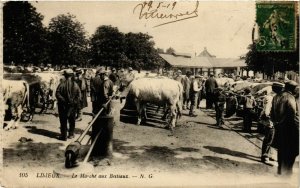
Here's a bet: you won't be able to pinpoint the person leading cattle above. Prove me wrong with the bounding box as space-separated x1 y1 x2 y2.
271 81 299 176
205 73 218 109
56 69 81 141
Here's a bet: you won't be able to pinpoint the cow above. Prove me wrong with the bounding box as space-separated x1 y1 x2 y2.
126 77 183 132
3 80 30 130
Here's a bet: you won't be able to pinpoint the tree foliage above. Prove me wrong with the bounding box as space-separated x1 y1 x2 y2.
166 47 175 54
89 25 125 67
47 14 88 66
124 32 163 70
3 1 48 65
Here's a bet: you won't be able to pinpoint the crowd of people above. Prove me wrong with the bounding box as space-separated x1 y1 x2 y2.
170 69 299 177
55 66 135 141
54 66 298 177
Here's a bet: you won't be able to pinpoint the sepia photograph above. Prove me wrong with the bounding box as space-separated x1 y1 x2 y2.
1 1 299 187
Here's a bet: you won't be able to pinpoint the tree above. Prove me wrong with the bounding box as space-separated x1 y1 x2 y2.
166 47 175 54
124 32 164 70
89 25 125 67
47 14 88 67
156 48 164 54
3 1 48 65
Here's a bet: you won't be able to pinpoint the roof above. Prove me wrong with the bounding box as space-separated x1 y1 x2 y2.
160 54 213 68
171 52 192 58
212 58 247 68
159 54 246 68
198 47 216 58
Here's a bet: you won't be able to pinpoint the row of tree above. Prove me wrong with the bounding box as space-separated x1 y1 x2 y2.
3 1 172 70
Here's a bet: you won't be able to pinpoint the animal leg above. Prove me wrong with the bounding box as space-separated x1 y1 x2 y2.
136 100 142 125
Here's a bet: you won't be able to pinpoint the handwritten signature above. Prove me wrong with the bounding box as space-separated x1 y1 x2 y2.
133 1 199 28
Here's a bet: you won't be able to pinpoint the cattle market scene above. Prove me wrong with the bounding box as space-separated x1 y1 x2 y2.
2 1 299 187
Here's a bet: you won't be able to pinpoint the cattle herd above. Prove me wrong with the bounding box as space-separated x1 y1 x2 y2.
3 66 289 136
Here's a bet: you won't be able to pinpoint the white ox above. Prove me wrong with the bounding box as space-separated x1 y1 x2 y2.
3 80 29 130
127 77 183 131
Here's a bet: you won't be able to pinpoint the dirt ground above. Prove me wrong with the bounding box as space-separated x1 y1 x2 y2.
2 98 299 187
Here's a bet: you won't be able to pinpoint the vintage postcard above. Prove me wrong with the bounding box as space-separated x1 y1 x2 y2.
1 1 299 187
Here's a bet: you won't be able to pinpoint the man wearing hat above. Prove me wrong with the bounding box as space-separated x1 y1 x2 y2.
109 68 119 84
182 71 192 110
56 69 81 140
271 80 299 176
90 69 103 116
189 75 201 116
205 73 218 109
213 87 226 127
99 70 114 115
125 67 135 84
260 82 284 164
74 69 87 121
241 87 256 133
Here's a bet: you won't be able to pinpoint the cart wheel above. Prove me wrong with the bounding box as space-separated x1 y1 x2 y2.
65 153 73 168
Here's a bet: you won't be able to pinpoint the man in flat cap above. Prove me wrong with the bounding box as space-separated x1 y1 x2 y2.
271 80 299 176
56 69 81 140
260 82 284 165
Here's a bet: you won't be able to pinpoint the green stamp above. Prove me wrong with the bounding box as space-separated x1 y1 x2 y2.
256 2 297 52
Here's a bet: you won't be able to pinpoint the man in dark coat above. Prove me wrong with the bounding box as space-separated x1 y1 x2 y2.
109 68 119 84
90 69 103 116
241 87 256 133
214 87 226 127
205 73 218 109
74 69 88 121
99 70 114 115
260 82 284 164
56 69 81 140
182 71 192 110
271 80 299 176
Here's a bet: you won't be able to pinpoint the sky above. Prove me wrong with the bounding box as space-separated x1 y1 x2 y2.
33 1 256 58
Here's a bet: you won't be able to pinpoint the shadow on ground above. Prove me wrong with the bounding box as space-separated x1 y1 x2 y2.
3 142 65 167
108 139 273 174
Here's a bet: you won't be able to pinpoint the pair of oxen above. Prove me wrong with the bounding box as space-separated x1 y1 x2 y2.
3 72 62 130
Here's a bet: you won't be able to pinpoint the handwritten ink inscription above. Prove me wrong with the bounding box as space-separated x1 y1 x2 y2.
133 1 199 28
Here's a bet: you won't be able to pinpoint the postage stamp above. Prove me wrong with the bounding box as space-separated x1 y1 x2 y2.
256 2 297 52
